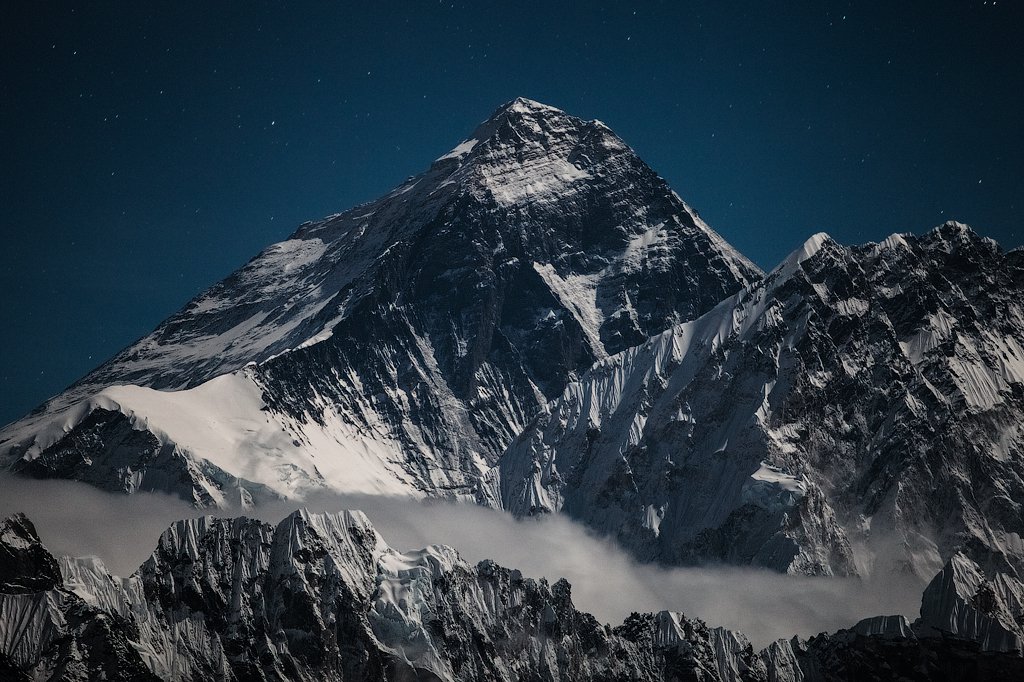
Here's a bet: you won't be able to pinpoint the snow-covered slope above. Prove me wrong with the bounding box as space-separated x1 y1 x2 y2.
0 514 157 680
486 223 1024 578
0 97 759 504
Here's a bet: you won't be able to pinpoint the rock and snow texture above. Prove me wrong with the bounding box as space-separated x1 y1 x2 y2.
5 510 1024 681
0 97 759 504
790 554 1024 679
486 223 1024 577
0 515 158 681
1 511 816 682
917 552 1024 653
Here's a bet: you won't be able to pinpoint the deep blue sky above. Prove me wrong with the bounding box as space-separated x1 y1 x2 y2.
2 1 1021 426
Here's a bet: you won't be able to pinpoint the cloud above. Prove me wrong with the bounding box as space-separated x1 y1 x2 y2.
0 474 203 574
0 475 925 648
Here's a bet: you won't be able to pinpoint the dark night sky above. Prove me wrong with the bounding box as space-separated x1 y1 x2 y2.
1 1 1021 426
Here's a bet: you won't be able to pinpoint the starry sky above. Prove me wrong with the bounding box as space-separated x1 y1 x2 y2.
1 1 1021 426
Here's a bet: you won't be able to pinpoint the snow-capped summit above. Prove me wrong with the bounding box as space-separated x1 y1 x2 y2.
485 223 1024 578
0 99 759 504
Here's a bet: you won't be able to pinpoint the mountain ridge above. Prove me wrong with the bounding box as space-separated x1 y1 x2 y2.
485 220 1024 578
3 509 1023 680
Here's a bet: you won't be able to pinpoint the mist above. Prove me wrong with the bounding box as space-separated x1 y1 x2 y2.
0 475 925 648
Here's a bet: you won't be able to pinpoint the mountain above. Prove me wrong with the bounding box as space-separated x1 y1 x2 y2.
484 224 1024 579
0 97 759 506
3 511 1022 681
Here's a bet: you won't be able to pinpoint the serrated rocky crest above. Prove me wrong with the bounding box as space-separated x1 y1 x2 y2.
0 511 811 681
5 511 1024 680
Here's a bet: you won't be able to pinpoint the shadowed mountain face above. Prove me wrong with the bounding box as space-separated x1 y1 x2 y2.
0 98 759 503
486 224 1024 578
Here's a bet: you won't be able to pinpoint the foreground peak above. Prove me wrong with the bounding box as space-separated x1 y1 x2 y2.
0 511 62 593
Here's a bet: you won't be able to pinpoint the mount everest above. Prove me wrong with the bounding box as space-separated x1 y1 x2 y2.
0 97 758 506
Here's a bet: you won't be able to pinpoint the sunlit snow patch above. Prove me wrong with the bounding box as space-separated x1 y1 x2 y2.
740 463 807 512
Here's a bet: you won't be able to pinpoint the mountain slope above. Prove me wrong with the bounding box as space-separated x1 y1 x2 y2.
485 223 1024 578
0 98 759 504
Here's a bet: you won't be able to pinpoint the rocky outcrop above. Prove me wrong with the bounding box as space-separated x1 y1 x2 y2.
917 552 1024 653
0 514 158 681
0 514 61 595
0 511 805 681
791 553 1024 680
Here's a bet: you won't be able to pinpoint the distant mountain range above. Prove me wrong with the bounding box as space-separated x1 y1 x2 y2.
2 98 1022 679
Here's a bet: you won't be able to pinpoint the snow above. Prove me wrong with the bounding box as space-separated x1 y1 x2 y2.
532 262 606 358
504 96 563 116
642 504 665 537
899 310 956 364
89 372 422 500
748 463 807 495
0 592 66 668
775 232 831 281
742 463 807 512
622 222 669 270
480 157 592 206
874 232 912 254
919 552 1024 652
435 138 479 161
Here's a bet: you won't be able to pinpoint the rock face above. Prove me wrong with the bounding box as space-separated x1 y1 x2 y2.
0 98 758 504
794 553 1024 680
0 514 158 681
0 514 61 595
486 225 1024 577
917 552 1024 652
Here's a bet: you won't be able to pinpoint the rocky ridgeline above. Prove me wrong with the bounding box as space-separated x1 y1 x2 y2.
2 512 1023 681
487 224 1024 579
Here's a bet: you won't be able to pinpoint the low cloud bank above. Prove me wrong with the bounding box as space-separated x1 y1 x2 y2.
0 476 924 648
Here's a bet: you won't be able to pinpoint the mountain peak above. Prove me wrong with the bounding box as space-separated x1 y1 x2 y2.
929 220 983 244
434 97 584 163
773 231 834 280
0 98 760 505
501 96 563 115
436 95 610 161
